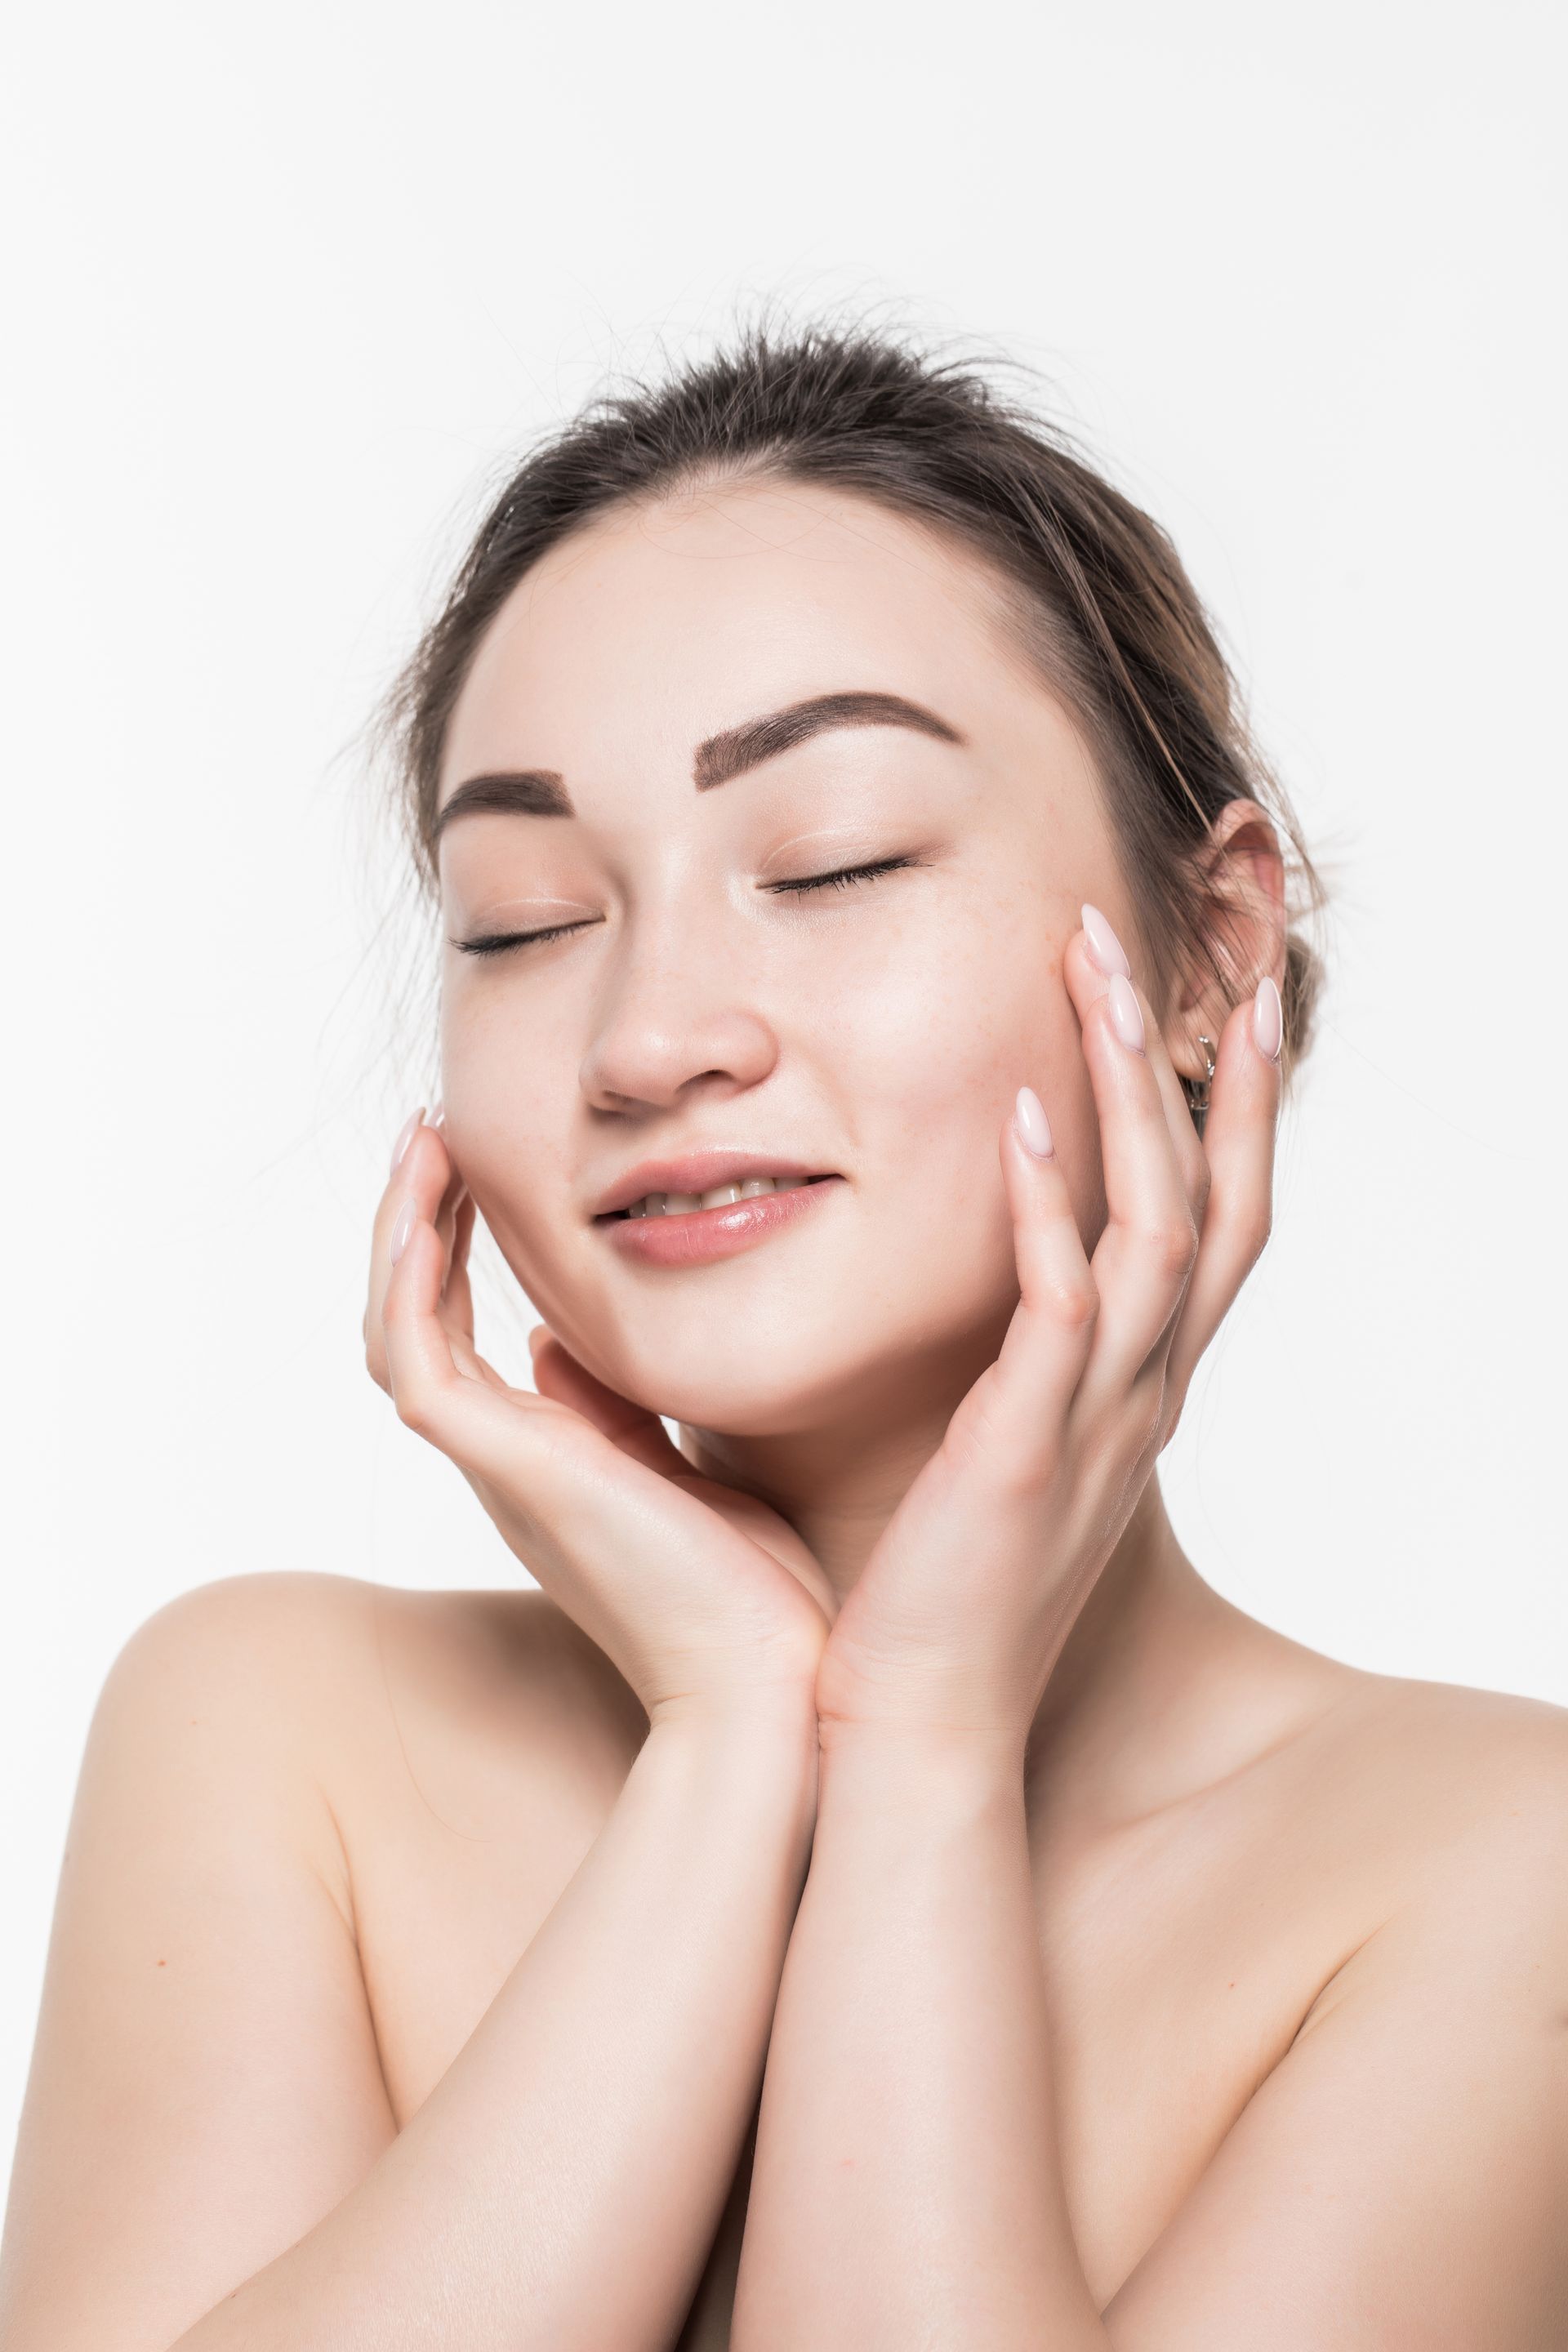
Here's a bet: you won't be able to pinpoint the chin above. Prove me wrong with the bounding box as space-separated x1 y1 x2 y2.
591 1332 865 1439
593 1304 996 1445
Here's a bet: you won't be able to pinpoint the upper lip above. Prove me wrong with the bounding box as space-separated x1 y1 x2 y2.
590 1149 839 1219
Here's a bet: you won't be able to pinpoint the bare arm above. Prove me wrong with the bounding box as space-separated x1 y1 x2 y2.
733 1713 1568 2351
0 1574 817 2352
733 1719 1102 2350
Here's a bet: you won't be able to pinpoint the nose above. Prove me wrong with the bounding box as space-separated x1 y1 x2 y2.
577 926 780 1113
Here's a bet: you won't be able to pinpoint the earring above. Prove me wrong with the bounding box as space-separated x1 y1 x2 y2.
1183 1035 1218 1138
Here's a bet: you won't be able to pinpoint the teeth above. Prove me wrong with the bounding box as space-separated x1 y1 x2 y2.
624 1174 805 1218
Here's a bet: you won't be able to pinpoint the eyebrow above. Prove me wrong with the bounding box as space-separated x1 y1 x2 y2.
693 688 964 790
430 688 965 842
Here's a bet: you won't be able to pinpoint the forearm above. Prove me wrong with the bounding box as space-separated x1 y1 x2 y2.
733 1723 1107 2351
171 1708 818 2352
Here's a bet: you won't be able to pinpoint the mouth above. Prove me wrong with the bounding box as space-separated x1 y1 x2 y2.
590 1148 842 1223
593 1169 845 1268
599 1172 837 1222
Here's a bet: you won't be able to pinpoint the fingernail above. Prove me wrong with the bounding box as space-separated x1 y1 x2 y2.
430 1101 446 1133
1107 972 1146 1054
390 1108 425 1172
390 1200 417 1265
1081 902 1131 978
1014 1085 1054 1158
1253 975 1283 1062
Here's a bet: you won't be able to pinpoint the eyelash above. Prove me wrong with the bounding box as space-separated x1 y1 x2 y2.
453 856 919 957
768 853 916 896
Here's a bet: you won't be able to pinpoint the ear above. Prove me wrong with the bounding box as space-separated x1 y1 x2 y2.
1160 797 1289 1085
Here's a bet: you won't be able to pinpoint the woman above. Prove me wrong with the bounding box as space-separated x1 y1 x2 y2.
4 320 1565 2351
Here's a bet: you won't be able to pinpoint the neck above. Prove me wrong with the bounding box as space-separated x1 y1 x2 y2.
681 1392 957 1598
678 1406 1250 1825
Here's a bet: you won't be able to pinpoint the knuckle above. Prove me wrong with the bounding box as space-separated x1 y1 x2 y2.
392 1383 438 1439
996 1459 1053 1510
1222 1200 1272 1272
1145 1217 1200 1280
1041 1272 1099 1331
986 1436 1058 1506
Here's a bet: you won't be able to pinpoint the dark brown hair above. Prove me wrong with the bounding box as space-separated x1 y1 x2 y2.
371 313 1328 1085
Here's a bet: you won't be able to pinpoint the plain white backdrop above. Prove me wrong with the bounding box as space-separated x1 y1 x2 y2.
2 0 1564 2173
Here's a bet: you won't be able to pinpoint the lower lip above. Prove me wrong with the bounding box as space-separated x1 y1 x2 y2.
596 1176 844 1267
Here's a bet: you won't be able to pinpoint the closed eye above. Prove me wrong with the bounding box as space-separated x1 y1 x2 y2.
452 919 597 956
452 856 921 956
765 854 920 897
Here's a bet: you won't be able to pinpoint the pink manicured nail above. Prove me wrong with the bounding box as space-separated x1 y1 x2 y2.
430 1102 447 1133
1081 902 1131 978
1253 976 1283 1062
1014 1085 1054 1158
1107 972 1145 1054
390 1200 417 1265
390 1109 425 1172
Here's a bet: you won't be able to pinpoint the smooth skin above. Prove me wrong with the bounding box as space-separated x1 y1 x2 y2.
3 480 1566 2350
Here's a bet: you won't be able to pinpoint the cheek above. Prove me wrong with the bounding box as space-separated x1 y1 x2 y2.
849 902 1102 1294
823 911 1071 1296
841 893 1072 1141
436 997 573 1274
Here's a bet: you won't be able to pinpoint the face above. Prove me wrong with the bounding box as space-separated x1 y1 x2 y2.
434 479 1138 1438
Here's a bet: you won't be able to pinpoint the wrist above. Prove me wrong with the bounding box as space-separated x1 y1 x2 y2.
649 1677 819 1739
815 1708 1027 1794
648 1687 821 1799
629 1701 819 1892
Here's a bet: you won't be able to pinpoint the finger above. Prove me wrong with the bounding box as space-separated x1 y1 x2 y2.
1161 977 1283 1430
1071 914 1211 1227
365 1113 457 1393
379 1205 483 1446
436 1198 512 1392
527 1325 689 1477
442 1189 478 1343
1140 989 1213 1227
365 1106 428 1382
951 1089 1098 1470
1062 924 1200 1407
432 1171 464 1263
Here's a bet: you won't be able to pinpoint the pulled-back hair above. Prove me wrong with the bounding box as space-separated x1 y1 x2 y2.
371 313 1328 1085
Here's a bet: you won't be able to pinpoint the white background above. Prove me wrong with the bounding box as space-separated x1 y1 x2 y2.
2 0 1564 2172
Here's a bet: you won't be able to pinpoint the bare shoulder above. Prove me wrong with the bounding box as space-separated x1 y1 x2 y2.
1 1574 407 2346
1317 1662 1568 1824
1290 1662 1568 1976
119 1566 644 1730
149 1561 643 1777
87 1570 386 1909
1097 1664 1568 2341
96 1570 649 1891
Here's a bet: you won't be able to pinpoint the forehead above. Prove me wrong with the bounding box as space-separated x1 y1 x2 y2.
437 479 1049 800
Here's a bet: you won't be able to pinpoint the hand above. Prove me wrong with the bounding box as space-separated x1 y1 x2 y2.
814 913 1284 1749
364 1114 833 1729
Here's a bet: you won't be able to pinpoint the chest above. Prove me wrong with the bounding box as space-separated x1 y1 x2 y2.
344 1734 1353 2336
